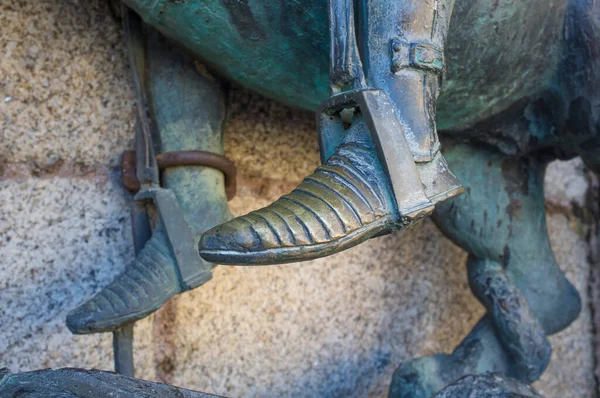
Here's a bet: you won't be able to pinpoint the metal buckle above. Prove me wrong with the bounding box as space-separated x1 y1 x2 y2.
391 40 444 74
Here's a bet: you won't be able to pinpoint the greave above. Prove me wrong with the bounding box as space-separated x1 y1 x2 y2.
360 0 462 202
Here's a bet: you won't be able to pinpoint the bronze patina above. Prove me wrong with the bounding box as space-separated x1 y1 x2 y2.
199 0 463 265
1 0 599 396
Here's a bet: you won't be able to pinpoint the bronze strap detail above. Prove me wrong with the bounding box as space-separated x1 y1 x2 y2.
121 150 237 200
391 40 444 74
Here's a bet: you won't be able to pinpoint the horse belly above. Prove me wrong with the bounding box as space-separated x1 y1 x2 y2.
438 0 568 131
123 0 567 131
122 0 330 111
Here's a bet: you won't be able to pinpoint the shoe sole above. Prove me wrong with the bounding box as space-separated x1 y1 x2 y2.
429 184 465 204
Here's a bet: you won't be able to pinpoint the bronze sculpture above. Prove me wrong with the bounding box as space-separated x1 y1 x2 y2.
199 0 463 264
1 0 599 396
66 10 232 336
0 368 542 397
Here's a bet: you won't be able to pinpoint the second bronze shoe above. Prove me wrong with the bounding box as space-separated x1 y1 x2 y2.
200 115 427 265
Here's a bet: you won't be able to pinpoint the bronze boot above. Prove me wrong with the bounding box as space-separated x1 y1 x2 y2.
67 22 231 334
67 224 187 334
201 115 402 265
200 0 462 265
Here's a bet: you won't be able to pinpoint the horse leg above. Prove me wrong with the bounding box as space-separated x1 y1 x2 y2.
67 15 231 334
467 255 551 380
388 140 581 398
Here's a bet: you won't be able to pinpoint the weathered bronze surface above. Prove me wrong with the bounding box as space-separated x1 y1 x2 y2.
431 373 543 398
66 9 231 335
388 142 583 397
2 0 598 396
0 368 221 398
199 0 463 265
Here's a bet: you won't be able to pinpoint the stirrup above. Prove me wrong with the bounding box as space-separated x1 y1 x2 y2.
318 88 435 224
135 187 212 290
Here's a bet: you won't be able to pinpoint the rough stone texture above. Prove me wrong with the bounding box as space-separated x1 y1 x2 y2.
224 88 319 183
0 0 135 169
544 158 590 208
0 1 597 398
534 213 596 397
0 173 129 371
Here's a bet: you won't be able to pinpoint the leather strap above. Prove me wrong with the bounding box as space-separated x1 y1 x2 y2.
328 0 366 93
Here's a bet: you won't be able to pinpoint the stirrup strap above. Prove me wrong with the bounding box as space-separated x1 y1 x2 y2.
134 187 212 290
328 0 366 94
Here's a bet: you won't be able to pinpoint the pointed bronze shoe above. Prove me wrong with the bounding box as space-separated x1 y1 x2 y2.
200 116 415 265
67 227 185 334
67 184 223 334
200 0 465 266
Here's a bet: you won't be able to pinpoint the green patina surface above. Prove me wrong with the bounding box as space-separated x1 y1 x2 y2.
123 0 567 132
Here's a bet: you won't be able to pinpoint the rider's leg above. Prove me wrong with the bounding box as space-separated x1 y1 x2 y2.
199 0 462 265
388 141 581 398
66 27 230 334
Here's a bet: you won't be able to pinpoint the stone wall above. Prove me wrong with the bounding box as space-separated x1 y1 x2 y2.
1 1 597 397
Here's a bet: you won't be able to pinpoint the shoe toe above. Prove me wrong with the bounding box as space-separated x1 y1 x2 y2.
66 303 102 334
200 218 263 255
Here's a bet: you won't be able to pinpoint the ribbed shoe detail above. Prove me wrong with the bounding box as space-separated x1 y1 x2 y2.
199 117 397 264
66 229 180 334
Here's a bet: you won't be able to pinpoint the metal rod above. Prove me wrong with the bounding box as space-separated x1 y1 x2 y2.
113 325 134 377
112 199 153 376
112 6 158 374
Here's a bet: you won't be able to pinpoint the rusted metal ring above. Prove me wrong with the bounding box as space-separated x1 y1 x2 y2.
121 150 237 200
